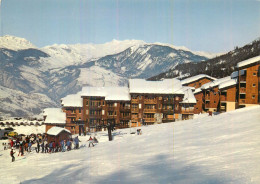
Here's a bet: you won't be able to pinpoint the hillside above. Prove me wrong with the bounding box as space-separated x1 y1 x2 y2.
0 106 259 184
149 38 260 80
0 35 210 117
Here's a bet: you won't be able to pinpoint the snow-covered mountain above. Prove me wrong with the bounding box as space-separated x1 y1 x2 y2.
0 35 211 117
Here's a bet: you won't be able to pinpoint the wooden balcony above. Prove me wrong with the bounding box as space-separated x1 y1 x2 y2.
131 109 139 113
144 118 155 122
131 117 139 122
239 99 246 104
220 95 227 102
240 88 246 94
181 109 194 114
162 109 174 114
204 103 210 109
88 114 102 119
120 107 131 112
240 76 246 82
89 106 102 110
205 95 210 101
162 99 174 104
131 99 139 103
107 107 115 111
143 109 157 113
120 116 131 120
144 99 157 104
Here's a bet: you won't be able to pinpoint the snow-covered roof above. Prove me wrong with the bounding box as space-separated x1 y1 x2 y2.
237 56 260 68
231 70 245 79
219 79 237 90
43 108 66 124
181 74 217 85
129 78 184 95
201 76 231 90
180 87 197 104
61 91 82 107
194 88 202 94
81 86 130 101
47 127 71 136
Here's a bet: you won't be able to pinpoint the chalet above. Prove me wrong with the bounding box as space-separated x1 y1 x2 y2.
81 86 131 132
61 92 84 135
46 126 71 143
43 108 66 133
236 56 260 107
201 77 231 113
181 74 216 89
129 78 184 126
180 87 197 120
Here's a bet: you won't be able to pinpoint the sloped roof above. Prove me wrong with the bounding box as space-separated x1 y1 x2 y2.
237 56 260 68
194 88 202 94
181 74 216 85
61 91 82 107
219 79 237 90
201 76 231 90
129 78 184 94
81 86 130 101
180 87 197 104
47 127 71 136
43 108 66 124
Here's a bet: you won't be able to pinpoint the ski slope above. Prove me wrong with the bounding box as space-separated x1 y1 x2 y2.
0 106 259 184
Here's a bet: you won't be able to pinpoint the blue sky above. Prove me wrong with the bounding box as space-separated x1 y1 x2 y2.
0 0 259 52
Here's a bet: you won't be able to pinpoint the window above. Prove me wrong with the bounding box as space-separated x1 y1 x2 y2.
108 111 113 116
253 72 256 76
102 101 105 106
102 110 105 115
79 109 81 113
86 110 89 115
159 96 162 100
86 100 88 106
252 95 255 99
139 96 142 100
253 84 256 87
175 96 179 100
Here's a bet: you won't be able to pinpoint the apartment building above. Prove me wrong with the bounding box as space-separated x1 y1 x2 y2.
129 79 185 126
236 56 260 107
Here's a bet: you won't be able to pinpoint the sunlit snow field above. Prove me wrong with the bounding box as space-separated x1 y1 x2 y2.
0 106 260 184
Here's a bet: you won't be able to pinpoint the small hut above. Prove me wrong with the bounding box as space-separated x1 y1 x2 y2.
46 127 71 143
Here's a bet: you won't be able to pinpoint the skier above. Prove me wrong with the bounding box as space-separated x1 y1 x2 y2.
28 141 32 152
66 140 71 151
62 140 66 152
45 142 48 153
93 137 98 144
41 141 44 153
10 139 14 148
36 140 40 153
88 136 94 147
74 136 80 149
10 149 15 162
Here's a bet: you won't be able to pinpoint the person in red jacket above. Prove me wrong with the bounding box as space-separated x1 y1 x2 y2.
52 141 56 153
10 139 14 148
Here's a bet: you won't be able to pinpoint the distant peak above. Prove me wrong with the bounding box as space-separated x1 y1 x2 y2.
0 35 36 51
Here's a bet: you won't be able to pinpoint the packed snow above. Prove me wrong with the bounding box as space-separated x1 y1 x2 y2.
129 78 184 94
219 79 237 90
47 127 71 136
181 87 197 103
43 108 66 124
201 76 231 90
61 92 83 107
181 74 217 85
0 106 259 183
81 87 130 101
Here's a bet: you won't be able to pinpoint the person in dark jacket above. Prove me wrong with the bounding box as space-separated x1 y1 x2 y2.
41 141 44 153
45 142 48 153
36 140 40 153
10 149 15 162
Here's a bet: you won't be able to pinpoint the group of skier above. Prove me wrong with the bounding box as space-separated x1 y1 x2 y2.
9 136 84 162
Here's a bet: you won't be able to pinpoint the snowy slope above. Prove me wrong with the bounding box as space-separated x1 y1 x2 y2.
0 106 259 184
0 85 57 117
